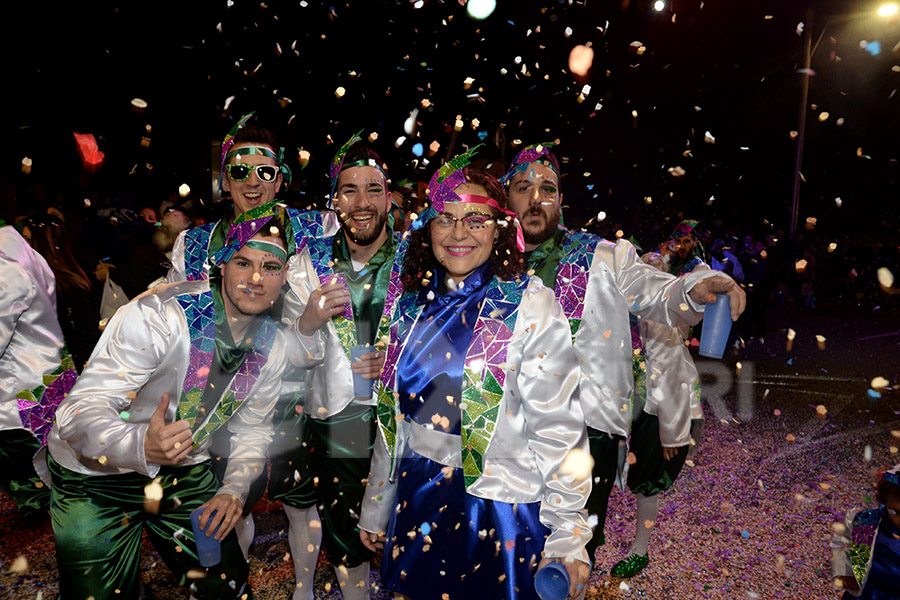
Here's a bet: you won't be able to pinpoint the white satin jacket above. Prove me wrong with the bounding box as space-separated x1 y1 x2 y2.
573 238 719 438
359 276 593 564
0 227 65 433
47 280 287 503
637 252 706 447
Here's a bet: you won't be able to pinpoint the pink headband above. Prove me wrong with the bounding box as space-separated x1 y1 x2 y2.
453 194 525 252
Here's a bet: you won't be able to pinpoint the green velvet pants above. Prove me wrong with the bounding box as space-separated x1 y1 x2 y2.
0 428 49 517
49 456 250 600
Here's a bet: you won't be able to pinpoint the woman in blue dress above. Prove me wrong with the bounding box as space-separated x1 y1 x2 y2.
358 155 592 600
832 464 900 599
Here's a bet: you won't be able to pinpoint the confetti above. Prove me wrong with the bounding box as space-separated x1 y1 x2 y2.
568 45 594 76
560 448 594 478
10 556 28 573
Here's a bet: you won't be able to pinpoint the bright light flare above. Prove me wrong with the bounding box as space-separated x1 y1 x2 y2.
877 3 899 17
467 0 497 20
653 0 666 12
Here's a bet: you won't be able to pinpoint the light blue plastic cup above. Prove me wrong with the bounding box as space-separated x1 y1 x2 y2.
534 561 570 600
190 507 222 567
350 344 375 398
699 294 732 359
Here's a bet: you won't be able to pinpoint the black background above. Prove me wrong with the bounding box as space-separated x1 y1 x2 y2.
7 0 899 244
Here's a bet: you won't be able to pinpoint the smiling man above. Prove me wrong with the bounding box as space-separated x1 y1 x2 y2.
169 113 337 284
502 143 747 572
166 115 339 556
46 221 291 600
275 135 398 600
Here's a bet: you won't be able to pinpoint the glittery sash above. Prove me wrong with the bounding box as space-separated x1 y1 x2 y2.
16 347 78 449
183 209 327 281
372 232 413 475
183 223 218 281
175 292 278 445
305 236 357 359
849 507 880 588
554 231 600 341
376 275 528 488
287 208 328 255
460 278 527 487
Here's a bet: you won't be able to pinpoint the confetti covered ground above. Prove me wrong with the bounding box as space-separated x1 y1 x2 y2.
2 296 898 599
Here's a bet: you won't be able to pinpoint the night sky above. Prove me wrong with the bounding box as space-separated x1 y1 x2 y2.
7 0 900 245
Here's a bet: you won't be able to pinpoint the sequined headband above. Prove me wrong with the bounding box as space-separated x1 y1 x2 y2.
244 239 287 262
500 142 560 185
328 130 365 207
670 219 701 239
220 113 255 181
211 201 293 265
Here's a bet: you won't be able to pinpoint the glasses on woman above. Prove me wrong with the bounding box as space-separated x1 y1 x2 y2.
225 163 280 183
432 214 495 231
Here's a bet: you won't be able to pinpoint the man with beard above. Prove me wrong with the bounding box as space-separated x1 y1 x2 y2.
276 137 395 600
502 143 746 569
666 219 706 277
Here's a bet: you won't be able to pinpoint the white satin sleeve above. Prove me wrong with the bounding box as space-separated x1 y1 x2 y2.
0 260 30 361
611 239 717 326
0 260 34 430
517 283 592 565
358 418 402 536
53 293 176 478
218 335 287 503
166 229 188 283
282 252 326 368
640 319 695 447
830 508 858 589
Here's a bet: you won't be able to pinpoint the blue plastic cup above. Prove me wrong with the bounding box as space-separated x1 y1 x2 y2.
350 344 375 398
190 507 222 567
534 561 570 600
699 293 732 359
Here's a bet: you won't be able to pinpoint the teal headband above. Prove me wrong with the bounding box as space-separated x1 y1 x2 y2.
243 239 288 263
225 146 280 162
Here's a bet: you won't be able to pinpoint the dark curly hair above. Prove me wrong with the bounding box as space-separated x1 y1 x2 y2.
401 168 525 293
876 475 900 506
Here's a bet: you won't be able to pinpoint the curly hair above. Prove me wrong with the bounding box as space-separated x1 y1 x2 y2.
401 168 525 293
876 475 900 506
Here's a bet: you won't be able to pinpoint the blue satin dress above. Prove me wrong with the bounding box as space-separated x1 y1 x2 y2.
379 263 551 600
850 509 900 600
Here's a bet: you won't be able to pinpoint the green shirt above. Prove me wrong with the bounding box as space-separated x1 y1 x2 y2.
524 228 569 289
332 230 397 347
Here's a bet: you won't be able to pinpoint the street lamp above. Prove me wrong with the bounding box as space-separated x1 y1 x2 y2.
789 2 899 236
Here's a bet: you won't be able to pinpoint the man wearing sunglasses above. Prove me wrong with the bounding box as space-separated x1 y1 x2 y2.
275 134 399 600
166 115 338 558
168 113 337 284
